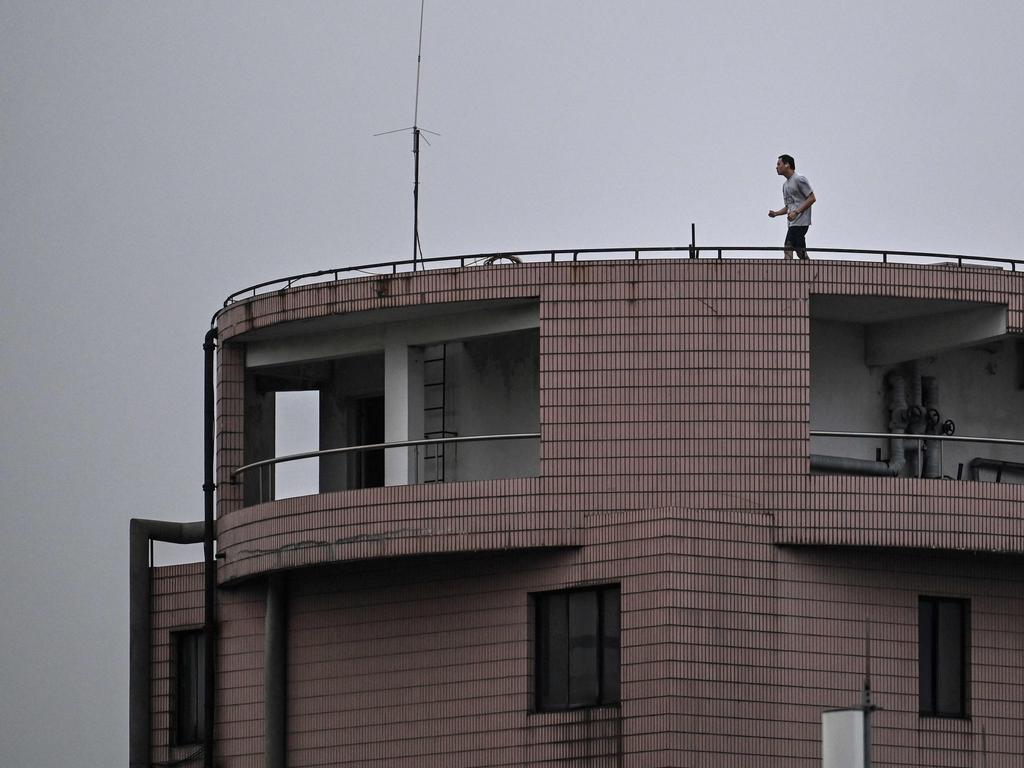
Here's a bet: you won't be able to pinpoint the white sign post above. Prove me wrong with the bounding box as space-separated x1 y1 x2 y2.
822 709 865 768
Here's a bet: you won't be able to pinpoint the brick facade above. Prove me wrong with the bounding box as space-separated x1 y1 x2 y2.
147 258 1024 766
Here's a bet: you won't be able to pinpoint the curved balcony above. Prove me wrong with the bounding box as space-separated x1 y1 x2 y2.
213 248 1024 583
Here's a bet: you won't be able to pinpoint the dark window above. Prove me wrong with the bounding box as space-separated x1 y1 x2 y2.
919 596 969 718
174 630 207 745
535 585 620 711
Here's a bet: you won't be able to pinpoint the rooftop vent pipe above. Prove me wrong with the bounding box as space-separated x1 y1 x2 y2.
810 372 908 477
922 375 942 479
886 371 908 476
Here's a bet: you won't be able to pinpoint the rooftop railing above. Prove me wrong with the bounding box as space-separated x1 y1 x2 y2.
215 245 1022 322
232 432 541 504
810 430 1024 483
230 429 1023 505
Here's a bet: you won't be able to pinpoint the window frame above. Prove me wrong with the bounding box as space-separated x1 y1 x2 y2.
533 584 621 713
172 628 207 746
918 595 970 719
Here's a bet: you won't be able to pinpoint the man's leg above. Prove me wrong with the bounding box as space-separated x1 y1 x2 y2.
783 230 796 260
787 227 809 260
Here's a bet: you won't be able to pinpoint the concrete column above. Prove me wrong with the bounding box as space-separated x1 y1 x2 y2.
384 344 423 485
319 370 350 493
265 573 287 768
244 375 276 504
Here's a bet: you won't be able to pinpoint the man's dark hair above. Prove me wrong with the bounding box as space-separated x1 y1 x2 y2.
779 154 796 170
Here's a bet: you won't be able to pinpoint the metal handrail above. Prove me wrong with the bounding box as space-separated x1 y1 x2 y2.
811 430 1024 481
231 432 541 481
213 245 1022 323
810 430 1024 447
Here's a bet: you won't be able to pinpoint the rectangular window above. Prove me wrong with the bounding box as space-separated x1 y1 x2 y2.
535 585 620 712
174 630 207 745
919 596 969 718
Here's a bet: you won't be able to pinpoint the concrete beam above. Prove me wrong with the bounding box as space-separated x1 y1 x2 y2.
246 303 538 368
866 305 1008 365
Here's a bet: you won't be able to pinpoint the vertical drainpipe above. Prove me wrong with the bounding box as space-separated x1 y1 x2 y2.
265 573 288 768
907 361 924 476
922 376 942 478
887 372 908 475
129 329 219 768
203 329 218 768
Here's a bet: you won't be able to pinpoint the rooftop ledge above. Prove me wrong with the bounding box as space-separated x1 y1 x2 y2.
212 245 1023 323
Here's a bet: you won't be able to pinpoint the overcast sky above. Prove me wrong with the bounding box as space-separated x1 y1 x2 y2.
3 2 1023 765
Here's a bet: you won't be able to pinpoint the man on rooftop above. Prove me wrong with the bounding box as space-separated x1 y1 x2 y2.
769 154 816 260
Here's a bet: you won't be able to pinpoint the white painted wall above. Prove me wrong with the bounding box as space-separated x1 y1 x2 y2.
928 339 1024 478
811 317 1024 480
444 330 540 481
810 319 886 461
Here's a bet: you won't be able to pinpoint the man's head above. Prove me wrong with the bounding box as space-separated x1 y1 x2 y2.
776 155 795 177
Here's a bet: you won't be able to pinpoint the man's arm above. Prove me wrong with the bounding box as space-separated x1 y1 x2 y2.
768 206 788 218
786 191 816 221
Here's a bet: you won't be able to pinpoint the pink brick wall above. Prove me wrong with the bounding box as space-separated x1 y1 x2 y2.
215 260 1024 580
147 259 1024 766
149 563 205 766
157 509 1024 766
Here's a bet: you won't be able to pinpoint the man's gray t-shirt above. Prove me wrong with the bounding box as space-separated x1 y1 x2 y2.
783 174 813 227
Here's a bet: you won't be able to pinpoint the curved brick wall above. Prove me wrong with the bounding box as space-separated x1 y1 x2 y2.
214 259 1024 584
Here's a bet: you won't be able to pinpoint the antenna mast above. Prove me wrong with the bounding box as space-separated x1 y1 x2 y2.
375 0 437 269
411 0 425 270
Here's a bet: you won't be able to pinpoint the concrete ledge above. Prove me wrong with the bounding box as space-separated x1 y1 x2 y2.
216 477 579 584
772 475 1024 552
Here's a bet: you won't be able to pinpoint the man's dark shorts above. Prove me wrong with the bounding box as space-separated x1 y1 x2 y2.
785 225 809 252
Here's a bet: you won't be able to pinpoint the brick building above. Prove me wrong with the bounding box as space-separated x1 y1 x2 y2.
130 251 1024 767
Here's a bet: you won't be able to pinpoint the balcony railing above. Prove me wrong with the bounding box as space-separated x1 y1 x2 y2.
214 245 1023 321
810 430 1024 482
232 433 541 504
